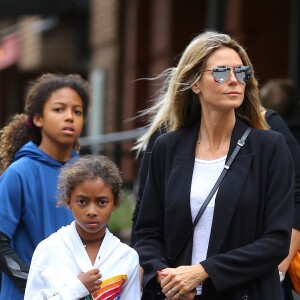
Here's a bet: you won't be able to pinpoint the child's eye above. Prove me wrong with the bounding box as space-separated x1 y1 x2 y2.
54 107 63 112
74 109 83 116
98 199 108 206
76 198 86 205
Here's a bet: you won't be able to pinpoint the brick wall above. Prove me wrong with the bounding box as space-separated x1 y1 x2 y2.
90 0 120 133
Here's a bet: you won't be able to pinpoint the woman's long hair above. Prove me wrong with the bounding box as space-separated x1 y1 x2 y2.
133 30 268 155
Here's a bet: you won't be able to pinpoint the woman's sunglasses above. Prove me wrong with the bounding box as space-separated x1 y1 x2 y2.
203 66 252 84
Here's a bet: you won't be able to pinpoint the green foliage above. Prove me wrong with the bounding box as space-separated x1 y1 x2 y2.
108 190 135 244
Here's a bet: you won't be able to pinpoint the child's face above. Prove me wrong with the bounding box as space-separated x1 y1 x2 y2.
66 178 116 240
33 87 84 150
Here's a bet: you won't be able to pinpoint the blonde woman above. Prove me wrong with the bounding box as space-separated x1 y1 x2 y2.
133 30 294 300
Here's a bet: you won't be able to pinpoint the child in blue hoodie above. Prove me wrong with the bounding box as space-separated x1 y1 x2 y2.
0 73 91 299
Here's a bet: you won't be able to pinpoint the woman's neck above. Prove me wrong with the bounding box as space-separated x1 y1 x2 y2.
196 112 235 160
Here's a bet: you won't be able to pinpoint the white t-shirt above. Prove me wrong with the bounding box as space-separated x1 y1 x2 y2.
190 155 226 294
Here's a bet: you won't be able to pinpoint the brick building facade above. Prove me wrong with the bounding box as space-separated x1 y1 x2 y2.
0 0 299 185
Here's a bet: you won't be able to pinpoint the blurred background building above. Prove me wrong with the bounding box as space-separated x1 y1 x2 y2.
0 0 299 188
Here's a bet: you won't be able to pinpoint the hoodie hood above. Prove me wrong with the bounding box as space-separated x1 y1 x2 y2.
14 141 78 167
57 221 121 270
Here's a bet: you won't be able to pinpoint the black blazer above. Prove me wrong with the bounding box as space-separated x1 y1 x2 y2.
135 118 295 300
266 109 300 230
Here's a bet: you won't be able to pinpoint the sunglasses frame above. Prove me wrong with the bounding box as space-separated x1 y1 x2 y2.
204 66 252 84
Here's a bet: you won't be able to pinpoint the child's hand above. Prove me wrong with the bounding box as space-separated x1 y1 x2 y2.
78 268 102 293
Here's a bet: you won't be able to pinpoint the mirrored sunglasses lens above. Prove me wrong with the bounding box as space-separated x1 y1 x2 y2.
234 66 252 84
212 68 230 83
235 71 246 84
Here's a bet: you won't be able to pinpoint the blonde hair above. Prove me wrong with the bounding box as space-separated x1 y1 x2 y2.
133 30 268 154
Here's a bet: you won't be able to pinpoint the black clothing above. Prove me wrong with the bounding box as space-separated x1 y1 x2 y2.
266 109 300 230
130 129 166 247
0 232 28 292
285 106 300 145
135 118 294 300
131 111 300 244
266 109 300 300
131 111 300 299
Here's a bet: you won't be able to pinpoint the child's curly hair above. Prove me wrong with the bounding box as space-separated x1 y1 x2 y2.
57 155 123 207
0 73 91 173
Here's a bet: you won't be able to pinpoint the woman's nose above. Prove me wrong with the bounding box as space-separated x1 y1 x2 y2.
228 69 238 83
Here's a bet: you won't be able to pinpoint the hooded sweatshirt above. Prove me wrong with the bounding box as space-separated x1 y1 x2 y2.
24 222 141 300
0 141 75 300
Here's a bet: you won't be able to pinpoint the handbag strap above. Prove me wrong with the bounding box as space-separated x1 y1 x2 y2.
193 127 252 227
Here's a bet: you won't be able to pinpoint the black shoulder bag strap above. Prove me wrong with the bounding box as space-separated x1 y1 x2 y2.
193 127 252 227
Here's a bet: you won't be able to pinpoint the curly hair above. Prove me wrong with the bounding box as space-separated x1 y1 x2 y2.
0 73 91 173
57 155 123 208
0 114 29 173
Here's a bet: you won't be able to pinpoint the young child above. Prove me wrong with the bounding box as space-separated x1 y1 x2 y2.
0 73 91 299
24 155 141 299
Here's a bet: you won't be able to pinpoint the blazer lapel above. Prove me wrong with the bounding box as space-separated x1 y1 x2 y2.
166 155 195 263
207 154 253 256
166 119 253 261
207 119 253 256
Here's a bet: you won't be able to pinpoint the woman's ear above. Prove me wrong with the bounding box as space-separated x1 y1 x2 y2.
32 113 43 128
191 81 201 94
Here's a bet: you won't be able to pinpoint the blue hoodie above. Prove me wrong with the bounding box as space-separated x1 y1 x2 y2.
0 141 75 299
